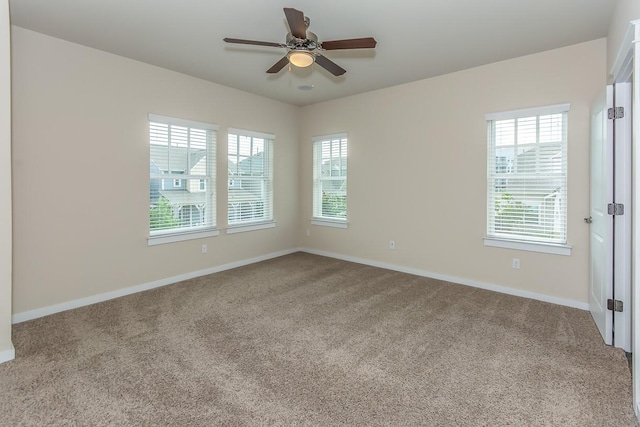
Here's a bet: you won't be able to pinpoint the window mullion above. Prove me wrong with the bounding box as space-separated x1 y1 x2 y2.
535 116 541 175
167 124 172 173
513 119 518 174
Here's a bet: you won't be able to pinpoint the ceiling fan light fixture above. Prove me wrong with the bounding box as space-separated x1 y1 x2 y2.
288 51 314 68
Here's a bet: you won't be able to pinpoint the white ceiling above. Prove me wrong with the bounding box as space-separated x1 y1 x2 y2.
9 0 614 106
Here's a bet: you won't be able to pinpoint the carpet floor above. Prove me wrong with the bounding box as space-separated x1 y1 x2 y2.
0 252 637 426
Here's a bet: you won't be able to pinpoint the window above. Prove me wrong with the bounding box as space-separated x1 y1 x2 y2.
312 134 347 227
485 104 570 253
227 128 274 231
148 114 218 244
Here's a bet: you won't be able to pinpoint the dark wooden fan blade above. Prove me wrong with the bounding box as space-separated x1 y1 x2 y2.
266 56 290 74
284 7 306 39
223 38 286 48
321 37 377 50
315 55 346 76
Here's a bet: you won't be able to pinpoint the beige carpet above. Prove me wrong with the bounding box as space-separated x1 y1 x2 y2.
0 252 637 426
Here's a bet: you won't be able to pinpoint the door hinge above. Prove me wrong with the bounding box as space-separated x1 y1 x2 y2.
608 107 624 119
607 203 624 216
607 299 624 313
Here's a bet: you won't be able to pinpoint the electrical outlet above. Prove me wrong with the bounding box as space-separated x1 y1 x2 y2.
306 229 310 237
389 240 396 250
512 258 520 269
201 244 207 254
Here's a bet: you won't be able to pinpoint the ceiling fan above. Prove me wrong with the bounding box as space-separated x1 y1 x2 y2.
223 7 377 76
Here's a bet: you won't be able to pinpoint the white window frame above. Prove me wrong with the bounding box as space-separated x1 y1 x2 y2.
311 133 348 228
226 128 275 234
148 113 219 245
484 104 571 255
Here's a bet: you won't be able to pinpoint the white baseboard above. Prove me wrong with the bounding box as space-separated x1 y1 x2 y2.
300 247 589 311
12 248 300 324
12 246 588 324
0 344 15 364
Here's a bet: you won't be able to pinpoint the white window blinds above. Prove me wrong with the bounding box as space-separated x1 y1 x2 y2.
149 114 217 236
486 104 569 244
227 129 274 226
313 134 347 221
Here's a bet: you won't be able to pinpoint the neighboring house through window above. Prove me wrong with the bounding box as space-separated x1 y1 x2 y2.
227 128 275 233
485 104 570 255
312 133 348 228
148 114 219 244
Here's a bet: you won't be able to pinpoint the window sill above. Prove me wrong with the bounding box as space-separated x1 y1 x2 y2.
311 218 348 229
226 221 276 234
483 237 572 256
148 228 220 246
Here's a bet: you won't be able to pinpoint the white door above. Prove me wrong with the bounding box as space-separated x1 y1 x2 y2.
589 85 614 345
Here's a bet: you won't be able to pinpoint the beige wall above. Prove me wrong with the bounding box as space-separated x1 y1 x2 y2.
10 26 608 315
607 0 640 76
0 0 12 358
11 27 300 314
299 39 607 305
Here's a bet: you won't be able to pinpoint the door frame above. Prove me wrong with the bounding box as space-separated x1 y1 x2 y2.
610 18 639 419
613 81 632 353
